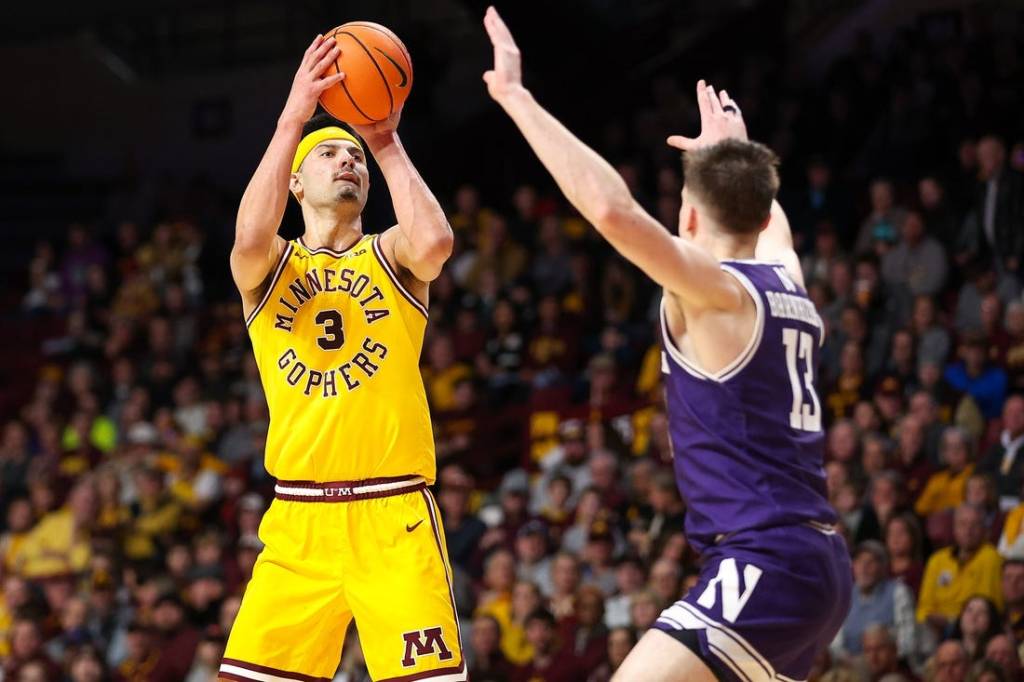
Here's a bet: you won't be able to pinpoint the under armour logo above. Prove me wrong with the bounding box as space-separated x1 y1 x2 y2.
401 627 453 667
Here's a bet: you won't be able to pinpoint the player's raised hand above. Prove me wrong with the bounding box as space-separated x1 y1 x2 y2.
667 80 748 152
351 106 403 143
482 6 524 102
281 34 347 123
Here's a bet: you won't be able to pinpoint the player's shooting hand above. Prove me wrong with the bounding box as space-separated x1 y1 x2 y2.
483 6 525 102
667 80 748 152
350 107 403 150
281 34 346 124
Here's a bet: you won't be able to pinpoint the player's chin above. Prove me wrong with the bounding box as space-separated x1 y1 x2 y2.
336 186 361 203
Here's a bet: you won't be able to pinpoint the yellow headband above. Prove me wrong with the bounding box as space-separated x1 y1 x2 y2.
291 127 363 173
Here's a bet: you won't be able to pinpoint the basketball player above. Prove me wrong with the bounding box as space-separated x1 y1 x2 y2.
219 34 465 682
483 8 852 682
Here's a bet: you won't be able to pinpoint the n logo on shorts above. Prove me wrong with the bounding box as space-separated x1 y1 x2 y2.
401 626 453 667
697 558 763 624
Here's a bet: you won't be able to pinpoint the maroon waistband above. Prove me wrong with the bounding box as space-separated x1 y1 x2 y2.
273 474 427 502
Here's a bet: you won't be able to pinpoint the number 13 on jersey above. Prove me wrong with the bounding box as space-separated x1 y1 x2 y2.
782 328 821 432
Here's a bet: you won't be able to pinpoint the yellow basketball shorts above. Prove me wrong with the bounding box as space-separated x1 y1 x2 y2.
220 475 466 682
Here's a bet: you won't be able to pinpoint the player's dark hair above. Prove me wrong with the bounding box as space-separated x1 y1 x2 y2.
302 110 362 146
682 139 780 237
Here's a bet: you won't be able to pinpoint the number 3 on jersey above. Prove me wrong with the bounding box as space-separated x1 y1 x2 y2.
315 309 344 350
782 328 821 432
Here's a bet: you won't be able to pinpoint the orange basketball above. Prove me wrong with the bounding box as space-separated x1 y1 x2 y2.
318 22 413 126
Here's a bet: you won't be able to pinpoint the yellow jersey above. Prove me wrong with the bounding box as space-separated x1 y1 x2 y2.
246 233 435 483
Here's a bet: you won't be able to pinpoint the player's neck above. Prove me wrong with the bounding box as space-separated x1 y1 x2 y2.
697 233 757 262
301 206 364 252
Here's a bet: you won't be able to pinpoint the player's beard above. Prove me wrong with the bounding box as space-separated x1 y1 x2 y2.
336 185 360 203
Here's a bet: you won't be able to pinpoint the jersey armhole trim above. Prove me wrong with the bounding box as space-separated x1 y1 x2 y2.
371 234 428 319
244 241 294 328
659 266 765 383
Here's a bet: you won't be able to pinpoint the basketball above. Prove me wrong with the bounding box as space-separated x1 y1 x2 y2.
318 22 413 126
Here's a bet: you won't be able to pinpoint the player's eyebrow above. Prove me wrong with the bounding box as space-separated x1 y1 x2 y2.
315 141 363 157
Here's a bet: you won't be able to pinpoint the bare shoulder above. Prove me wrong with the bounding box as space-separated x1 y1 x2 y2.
377 226 429 306
235 235 288 319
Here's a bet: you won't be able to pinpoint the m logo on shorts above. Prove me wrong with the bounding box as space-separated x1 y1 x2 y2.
401 626 453 667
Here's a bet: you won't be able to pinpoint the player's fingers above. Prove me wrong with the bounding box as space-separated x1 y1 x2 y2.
306 35 332 63
695 79 712 121
485 6 518 49
311 46 341 76
308 40 337 71
707 84 723 115
667 135 697 151
317 72 346 91
303 34 323 59
720 89 741 116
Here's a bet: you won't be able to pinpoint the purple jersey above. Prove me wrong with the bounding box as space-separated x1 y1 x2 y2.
660 260 835 552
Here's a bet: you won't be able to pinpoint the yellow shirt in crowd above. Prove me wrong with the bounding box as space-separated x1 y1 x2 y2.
916 543 1003 622
914 465 975 517
14 508 91 579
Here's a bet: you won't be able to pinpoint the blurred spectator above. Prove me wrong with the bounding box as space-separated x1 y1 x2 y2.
885 513 926 596
855 179 907 255
945 333 1009 420
627 472 685 560
881 211 948 298
468 613 513 681
859 624 913 682
831 541 915 661
548 552 582 620
1006 303 1024 392
603 555 645 630
918 176 960 248
510 608 578 682
586 627 636 682
438 469 487 571
561 585 608 675
949 596 1001 661
149 592 200 682
532 420 591 514
958 136 1024 278
423 335 473 412
917 505 1003 633
515 521 552 593
930 640 969 682
911 297 952 371
915 427 975 518
16 479 97 579
627 590 661 631
981 634 1020 682
1000 560 1024 643
979 395 1024 511
3 618 61 680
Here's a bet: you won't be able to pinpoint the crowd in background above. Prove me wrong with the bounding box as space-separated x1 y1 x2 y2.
2 8 1024 682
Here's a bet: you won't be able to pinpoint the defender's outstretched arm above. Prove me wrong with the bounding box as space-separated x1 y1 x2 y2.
482 7 743 313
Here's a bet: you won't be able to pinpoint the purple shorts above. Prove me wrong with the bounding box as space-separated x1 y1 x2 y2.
654 523 852 682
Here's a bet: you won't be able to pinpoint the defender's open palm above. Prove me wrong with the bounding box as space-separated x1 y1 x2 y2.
667 80 748 151
483 6 524 102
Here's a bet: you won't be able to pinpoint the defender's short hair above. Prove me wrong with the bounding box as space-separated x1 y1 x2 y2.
682 139 780 236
